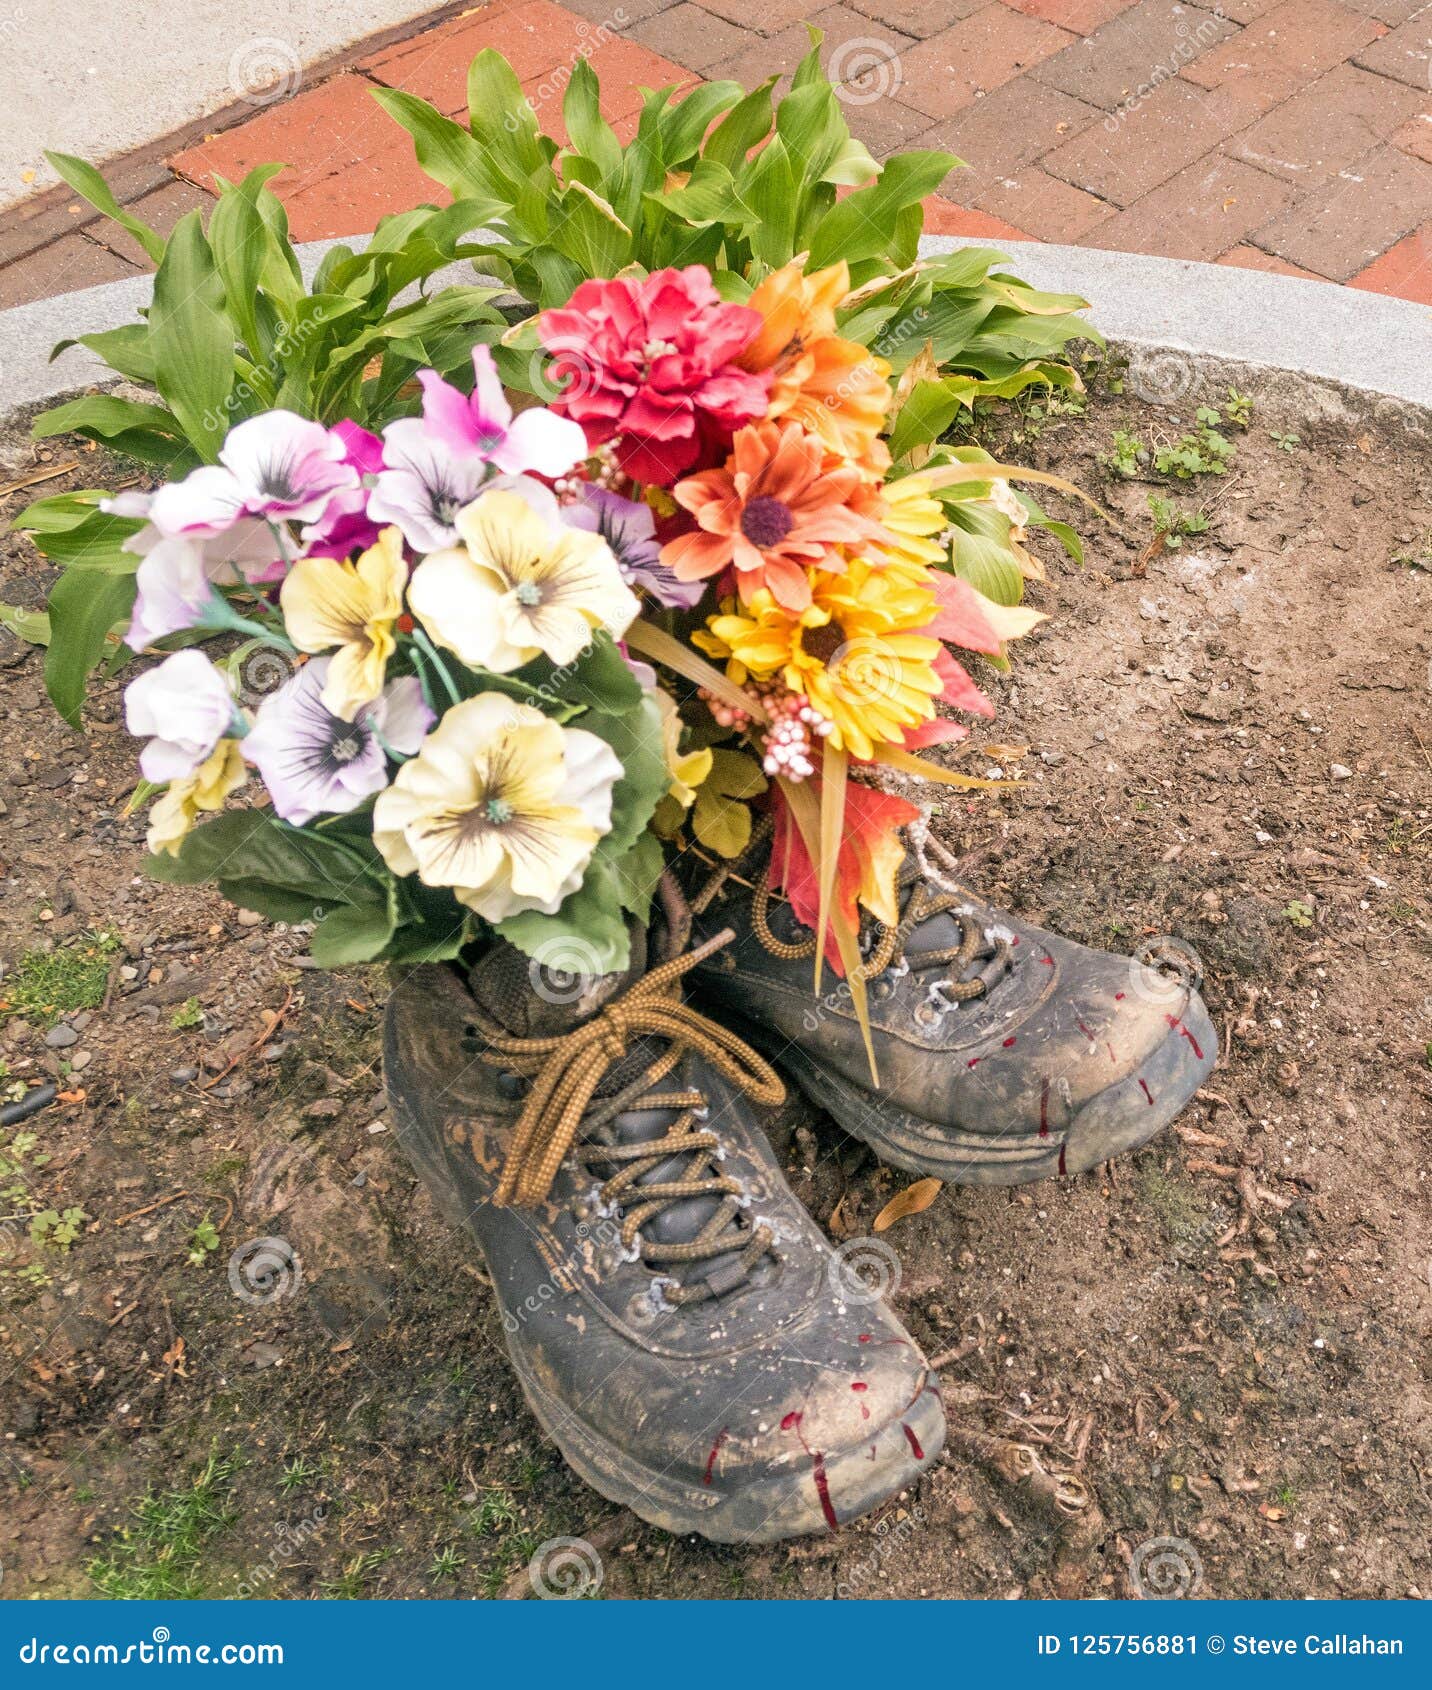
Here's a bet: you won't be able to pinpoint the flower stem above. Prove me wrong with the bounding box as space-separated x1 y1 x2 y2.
410 628 463 711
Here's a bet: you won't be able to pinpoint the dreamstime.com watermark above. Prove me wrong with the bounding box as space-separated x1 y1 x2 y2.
17 1626 283 1667
1105 11 1228 130
505 10 630 131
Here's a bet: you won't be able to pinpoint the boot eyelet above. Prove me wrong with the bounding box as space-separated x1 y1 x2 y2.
496 1071 528 1101
570 1195 595 1223
871 976 896 1002
596 1243 623 1276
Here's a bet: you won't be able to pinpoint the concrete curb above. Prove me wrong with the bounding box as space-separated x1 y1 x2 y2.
3 232 1430 417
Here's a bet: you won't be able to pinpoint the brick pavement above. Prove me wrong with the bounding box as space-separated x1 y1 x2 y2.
1 0 1429 310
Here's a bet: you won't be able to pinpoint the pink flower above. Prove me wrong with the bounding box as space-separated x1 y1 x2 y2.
148 411 358 536
537 266 772 488
417 345 586 478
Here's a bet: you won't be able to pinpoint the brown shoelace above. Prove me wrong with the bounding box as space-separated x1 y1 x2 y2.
470 931 786 1305
694 818 1011 1004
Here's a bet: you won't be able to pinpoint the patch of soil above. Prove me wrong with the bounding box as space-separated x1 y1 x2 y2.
0 364 1428 1601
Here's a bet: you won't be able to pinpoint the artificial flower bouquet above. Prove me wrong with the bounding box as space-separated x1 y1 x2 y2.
18 38 1094 993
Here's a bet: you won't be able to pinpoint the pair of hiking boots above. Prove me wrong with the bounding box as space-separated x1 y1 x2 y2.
383 836 1216 1544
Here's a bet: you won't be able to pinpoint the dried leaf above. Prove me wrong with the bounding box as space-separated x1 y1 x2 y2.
873 1177 943 1231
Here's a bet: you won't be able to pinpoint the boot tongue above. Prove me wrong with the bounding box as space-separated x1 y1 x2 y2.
466 925 649 1038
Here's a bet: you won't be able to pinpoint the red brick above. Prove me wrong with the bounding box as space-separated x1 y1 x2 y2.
998 0 1135 35
1033 0 1237 111
852 0 988 37
1339 0 1428 23
974 166 1116 239
898 5 1074 122
1393 113 1432 166
630 4 749 73
845 97 939 161
1348 226 1432 304
1252 144 1432 279
1215 243 1325 279
925 74 1103 191
1229 62 1428 187
1087 153 1297 259
1043 78 1250 207
0 232 140 310
1184 0 1385 92
705 0 836 30
171 74 397 204
80 179 213 270
1352 13 1432 89
273 138 445 241
922 196 1030 239
1213 0 1286 22
363 1 580 115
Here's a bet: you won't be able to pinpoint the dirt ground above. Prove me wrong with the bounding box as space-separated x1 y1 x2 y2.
0 355 1429 1602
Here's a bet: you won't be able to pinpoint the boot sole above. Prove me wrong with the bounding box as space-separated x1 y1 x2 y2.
511 1348 946 1544
727 994 1218 1186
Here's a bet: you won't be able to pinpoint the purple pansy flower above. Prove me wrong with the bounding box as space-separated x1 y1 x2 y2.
241 657 432 826
148 411 358 536
565 485 704 608
417 345 587 478
366 419 495 554
124 650 239 783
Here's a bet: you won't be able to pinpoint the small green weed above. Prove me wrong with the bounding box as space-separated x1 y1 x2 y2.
170 997 204 1030
1148 493 1211 549
186 1215 221 1266
1 931 121 1028
1283 900 1315 929
87 1450 244 1599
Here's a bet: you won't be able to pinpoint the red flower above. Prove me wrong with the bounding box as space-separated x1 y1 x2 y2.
537 266 772 488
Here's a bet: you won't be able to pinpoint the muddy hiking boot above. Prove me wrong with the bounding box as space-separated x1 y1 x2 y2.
382 896 944 1544
687 830 1217 1186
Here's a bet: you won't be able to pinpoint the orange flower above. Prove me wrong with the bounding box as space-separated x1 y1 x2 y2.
660 421 885 611
737 260 893 470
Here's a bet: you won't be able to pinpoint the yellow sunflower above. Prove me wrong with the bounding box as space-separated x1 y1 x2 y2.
695 561 943 762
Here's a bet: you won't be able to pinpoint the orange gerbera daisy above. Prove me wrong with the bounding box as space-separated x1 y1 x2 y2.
737 260 893 471
660 421 886 611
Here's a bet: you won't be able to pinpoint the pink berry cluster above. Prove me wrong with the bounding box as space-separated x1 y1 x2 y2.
699 681 832 782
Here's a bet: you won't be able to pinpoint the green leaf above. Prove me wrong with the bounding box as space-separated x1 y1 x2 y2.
562 57 622 181
496 859 633 975
43 568 135 727
32 394 187 457
44 150 167 264
149 212 235 461
703 77 777 172
310 903 397 967
50 323 156 385
0 602 50 645
578 694 668 864
147 811 383 909
888 377 962 462
371 87 499 201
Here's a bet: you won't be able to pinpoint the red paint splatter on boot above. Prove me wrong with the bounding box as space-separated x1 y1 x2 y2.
1003 1036 1017 1048
782 1411 838 1530
1106 1043 1118 1065
1057 1142 1068 1177
967 1056 982 1069
858 1333 872 1343
1165 1014 1204 1061
902 1423 925 1460
703 1428 729 1487
1039 1077 1051 1139
1077 1019 1096 1044
1040 955 1055 967
851 1381 870 1419
1139 1079 1155 1106
1114 992 1125 1002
